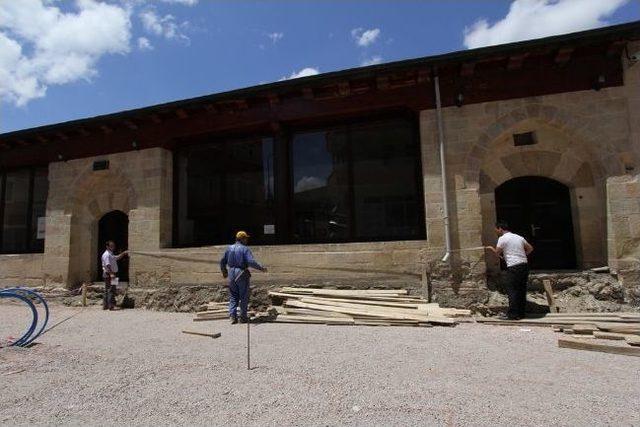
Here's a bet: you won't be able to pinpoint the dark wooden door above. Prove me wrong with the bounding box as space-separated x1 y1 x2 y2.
495 176 576 270
97 210 129 281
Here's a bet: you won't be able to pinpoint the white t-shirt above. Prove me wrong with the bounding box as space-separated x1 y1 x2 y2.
101 249 119 276
496 232 529 267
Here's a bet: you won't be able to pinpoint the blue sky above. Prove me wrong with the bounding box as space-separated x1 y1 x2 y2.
1 0 638 133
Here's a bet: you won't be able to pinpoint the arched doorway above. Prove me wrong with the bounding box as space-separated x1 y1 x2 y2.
96 210 129 281
495 176 576 270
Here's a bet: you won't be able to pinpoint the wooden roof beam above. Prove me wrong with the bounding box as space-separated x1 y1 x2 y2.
338 81 351 97
607 40 626 57
36 135 49 143
554 47 574 65
302 87 314 100
460 62 475 77
203 103 218 114
55 131 69 141
507 53 528 70
123 119 138 130
376 76 390 90
267 93 279 107
100 124 113 134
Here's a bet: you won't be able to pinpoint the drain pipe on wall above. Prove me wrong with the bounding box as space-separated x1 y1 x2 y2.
434 72 452 263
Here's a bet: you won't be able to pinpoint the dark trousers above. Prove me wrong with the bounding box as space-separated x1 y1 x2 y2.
103 276 117 309
505 263 529 318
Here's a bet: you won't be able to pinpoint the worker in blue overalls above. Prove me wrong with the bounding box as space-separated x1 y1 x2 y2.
220 231 267 324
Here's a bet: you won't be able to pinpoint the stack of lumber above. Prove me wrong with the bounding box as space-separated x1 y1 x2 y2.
193 301 228 322
475 312 640 328
268 287 470 327
549 313 640 357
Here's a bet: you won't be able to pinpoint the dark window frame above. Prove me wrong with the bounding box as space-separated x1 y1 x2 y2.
0 166 48 255
172 111 426 247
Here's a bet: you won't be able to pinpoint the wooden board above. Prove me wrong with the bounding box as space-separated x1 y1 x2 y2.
558 337 640 357
542 279 558 313
592 331 632 340
595 323 640 335
182 330 221 338
626 335 640 346
285 299 455 324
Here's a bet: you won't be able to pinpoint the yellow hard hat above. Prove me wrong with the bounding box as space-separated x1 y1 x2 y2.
236 230 250 239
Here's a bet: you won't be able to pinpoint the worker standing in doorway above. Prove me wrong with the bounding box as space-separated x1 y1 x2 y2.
101 240 128 311
220 231 267 324
486 221 534 320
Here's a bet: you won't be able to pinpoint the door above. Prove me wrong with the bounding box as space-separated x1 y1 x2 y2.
96 210 129 281
495 176 576 270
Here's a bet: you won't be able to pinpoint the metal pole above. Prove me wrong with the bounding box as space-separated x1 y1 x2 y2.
434 74 452 263
247 315 251 370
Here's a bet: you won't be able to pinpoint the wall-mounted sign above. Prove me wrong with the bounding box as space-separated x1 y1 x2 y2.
264 224 275 235
37 217 46 239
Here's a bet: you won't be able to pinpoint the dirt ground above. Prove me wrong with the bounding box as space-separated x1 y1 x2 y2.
1 303 639 426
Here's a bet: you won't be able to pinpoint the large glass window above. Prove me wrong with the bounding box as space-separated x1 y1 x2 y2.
292 130 350 242
291 118 423 243
175 136 275 247
173 116 424 247
0 167 49 254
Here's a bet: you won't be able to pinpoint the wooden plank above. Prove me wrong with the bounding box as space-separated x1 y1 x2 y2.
279 288 408 296
592 331 633 341
297 297 438 318
182 330 221 338
571 324 598 335
285 299 455 324
275 315 354 325
626 335 640 346
476 317 640 325
595 323 640 335
558 337 640 357
542 279 558 313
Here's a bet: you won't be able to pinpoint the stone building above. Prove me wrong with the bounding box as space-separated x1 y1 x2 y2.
1 22 639 307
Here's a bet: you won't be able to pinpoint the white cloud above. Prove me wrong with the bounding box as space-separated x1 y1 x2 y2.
0 0 131 106
463 0 629 49
281 67 320 80
361 55 383 66
267 32 284 43
139 8 190 43
294 176 326 193
137 36 153 51
351 27 380 47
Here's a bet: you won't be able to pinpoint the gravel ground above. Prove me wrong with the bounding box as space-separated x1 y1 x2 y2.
1 303 639 426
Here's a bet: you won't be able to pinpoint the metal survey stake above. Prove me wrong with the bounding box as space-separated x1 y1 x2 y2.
247 315 251 370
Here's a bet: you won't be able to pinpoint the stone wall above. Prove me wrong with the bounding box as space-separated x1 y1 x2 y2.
130 240 427 289
0 254 44 288
38 147 172 288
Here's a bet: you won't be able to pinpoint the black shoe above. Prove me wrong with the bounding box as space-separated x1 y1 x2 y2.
230 317 238 325
239 317 248 324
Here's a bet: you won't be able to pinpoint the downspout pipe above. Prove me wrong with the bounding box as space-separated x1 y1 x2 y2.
434 73 452 263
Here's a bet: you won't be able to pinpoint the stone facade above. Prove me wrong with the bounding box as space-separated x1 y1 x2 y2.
1 43 639 307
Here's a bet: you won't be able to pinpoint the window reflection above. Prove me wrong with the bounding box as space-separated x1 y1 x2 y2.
292 130 350 242
175 137 275 247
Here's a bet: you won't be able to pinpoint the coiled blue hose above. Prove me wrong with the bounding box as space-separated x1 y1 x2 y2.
0 288 49 347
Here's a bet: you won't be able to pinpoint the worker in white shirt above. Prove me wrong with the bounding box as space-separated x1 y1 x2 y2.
101 240 128 311
485 221 534 320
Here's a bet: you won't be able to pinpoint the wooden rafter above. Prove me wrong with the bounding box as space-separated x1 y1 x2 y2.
554 47 574 65
460 62 475 77
507 53 528 70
